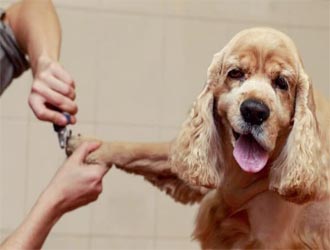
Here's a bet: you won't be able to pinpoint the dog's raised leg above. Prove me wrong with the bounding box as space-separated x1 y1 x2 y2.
66 134 169 170
66 134 209 204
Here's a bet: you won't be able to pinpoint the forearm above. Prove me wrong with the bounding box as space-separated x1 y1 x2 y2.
4 0 61 75
0 191 62 250
0 142 107 250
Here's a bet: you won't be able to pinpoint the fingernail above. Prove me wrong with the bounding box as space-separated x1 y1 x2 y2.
91 141 101 149
70 116 77 124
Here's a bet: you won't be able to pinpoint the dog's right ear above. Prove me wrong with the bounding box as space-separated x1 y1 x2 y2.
170 50 227 188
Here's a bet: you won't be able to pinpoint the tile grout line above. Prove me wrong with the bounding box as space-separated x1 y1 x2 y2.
22 118 31 217
1 227 198 240
86 10 103 247
152 13 168 249
54 4 330 30
87 125 97 249
22 104 36 215
0 116 181 130
1 227 195 241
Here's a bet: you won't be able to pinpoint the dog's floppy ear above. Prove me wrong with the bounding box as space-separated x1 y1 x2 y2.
170 50 226 188
270 69 329 203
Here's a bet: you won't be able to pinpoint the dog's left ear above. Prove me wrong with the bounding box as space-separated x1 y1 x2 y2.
170 51 226 188
270 69 329 203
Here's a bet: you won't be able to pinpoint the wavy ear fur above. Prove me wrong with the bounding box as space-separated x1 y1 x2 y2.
269 70 329 203
170 51 226 188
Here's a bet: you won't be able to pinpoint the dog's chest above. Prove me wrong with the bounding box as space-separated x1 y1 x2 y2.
246 191 302 245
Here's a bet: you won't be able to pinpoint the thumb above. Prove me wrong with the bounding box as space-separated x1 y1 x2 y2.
70 141 101 163
89 163 110 178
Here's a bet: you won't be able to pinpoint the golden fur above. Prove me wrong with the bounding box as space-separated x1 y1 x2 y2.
67 27 330 249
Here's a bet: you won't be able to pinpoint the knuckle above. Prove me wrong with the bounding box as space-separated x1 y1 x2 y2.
90 173 102 183
28 95 34 106
49 62 59 72
67 76 74 85
95 184 103 194
39 71 49 81
72 103 78 114
36 109 47 120
67 88 76 101
64 86 72 96
54 96 65 107
31 83 40 93
28 96 39 112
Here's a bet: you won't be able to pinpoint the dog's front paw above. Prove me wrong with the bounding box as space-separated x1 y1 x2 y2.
66 134 82 156
66 134 110 166
66 134 100 156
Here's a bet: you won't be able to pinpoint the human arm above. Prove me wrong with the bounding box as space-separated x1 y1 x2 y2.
0 142 109 250
3 0 77 125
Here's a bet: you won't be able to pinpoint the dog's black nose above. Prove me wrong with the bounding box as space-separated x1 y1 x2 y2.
240 99 270 125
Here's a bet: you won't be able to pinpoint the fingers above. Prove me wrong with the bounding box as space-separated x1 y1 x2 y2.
50 63 75 89
46 76 76 100
28 94 71 125
31 83 78 115
37 62 75 100
28 93 78 125
71 141 102 164
30 59 78 125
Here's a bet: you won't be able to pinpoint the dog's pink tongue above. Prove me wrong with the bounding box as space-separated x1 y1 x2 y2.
233 135 269 173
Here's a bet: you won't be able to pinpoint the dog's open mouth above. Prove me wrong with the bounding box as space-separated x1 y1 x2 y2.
232 130 269 173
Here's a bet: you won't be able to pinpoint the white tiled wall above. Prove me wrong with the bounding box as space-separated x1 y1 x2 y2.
0 0 329 249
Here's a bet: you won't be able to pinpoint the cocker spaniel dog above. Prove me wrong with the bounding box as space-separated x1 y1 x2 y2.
67 27 330 249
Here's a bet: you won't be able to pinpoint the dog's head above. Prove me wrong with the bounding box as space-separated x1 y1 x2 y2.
171 27 328 202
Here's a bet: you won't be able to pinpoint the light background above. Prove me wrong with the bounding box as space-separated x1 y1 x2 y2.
0 0 329 249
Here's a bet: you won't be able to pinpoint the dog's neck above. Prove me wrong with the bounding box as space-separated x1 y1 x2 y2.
218 129 270 210
216 122 292 210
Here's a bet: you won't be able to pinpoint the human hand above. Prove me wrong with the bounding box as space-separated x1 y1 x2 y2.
28 55 78 126
43 142 109 214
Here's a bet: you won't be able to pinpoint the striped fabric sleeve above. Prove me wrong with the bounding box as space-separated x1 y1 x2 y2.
0 8 30 95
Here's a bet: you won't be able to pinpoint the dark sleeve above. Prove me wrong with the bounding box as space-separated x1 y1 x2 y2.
0 8 30 96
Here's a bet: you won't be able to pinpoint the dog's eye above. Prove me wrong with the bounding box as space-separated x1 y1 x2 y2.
274 76 288 90
228 68 244 79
